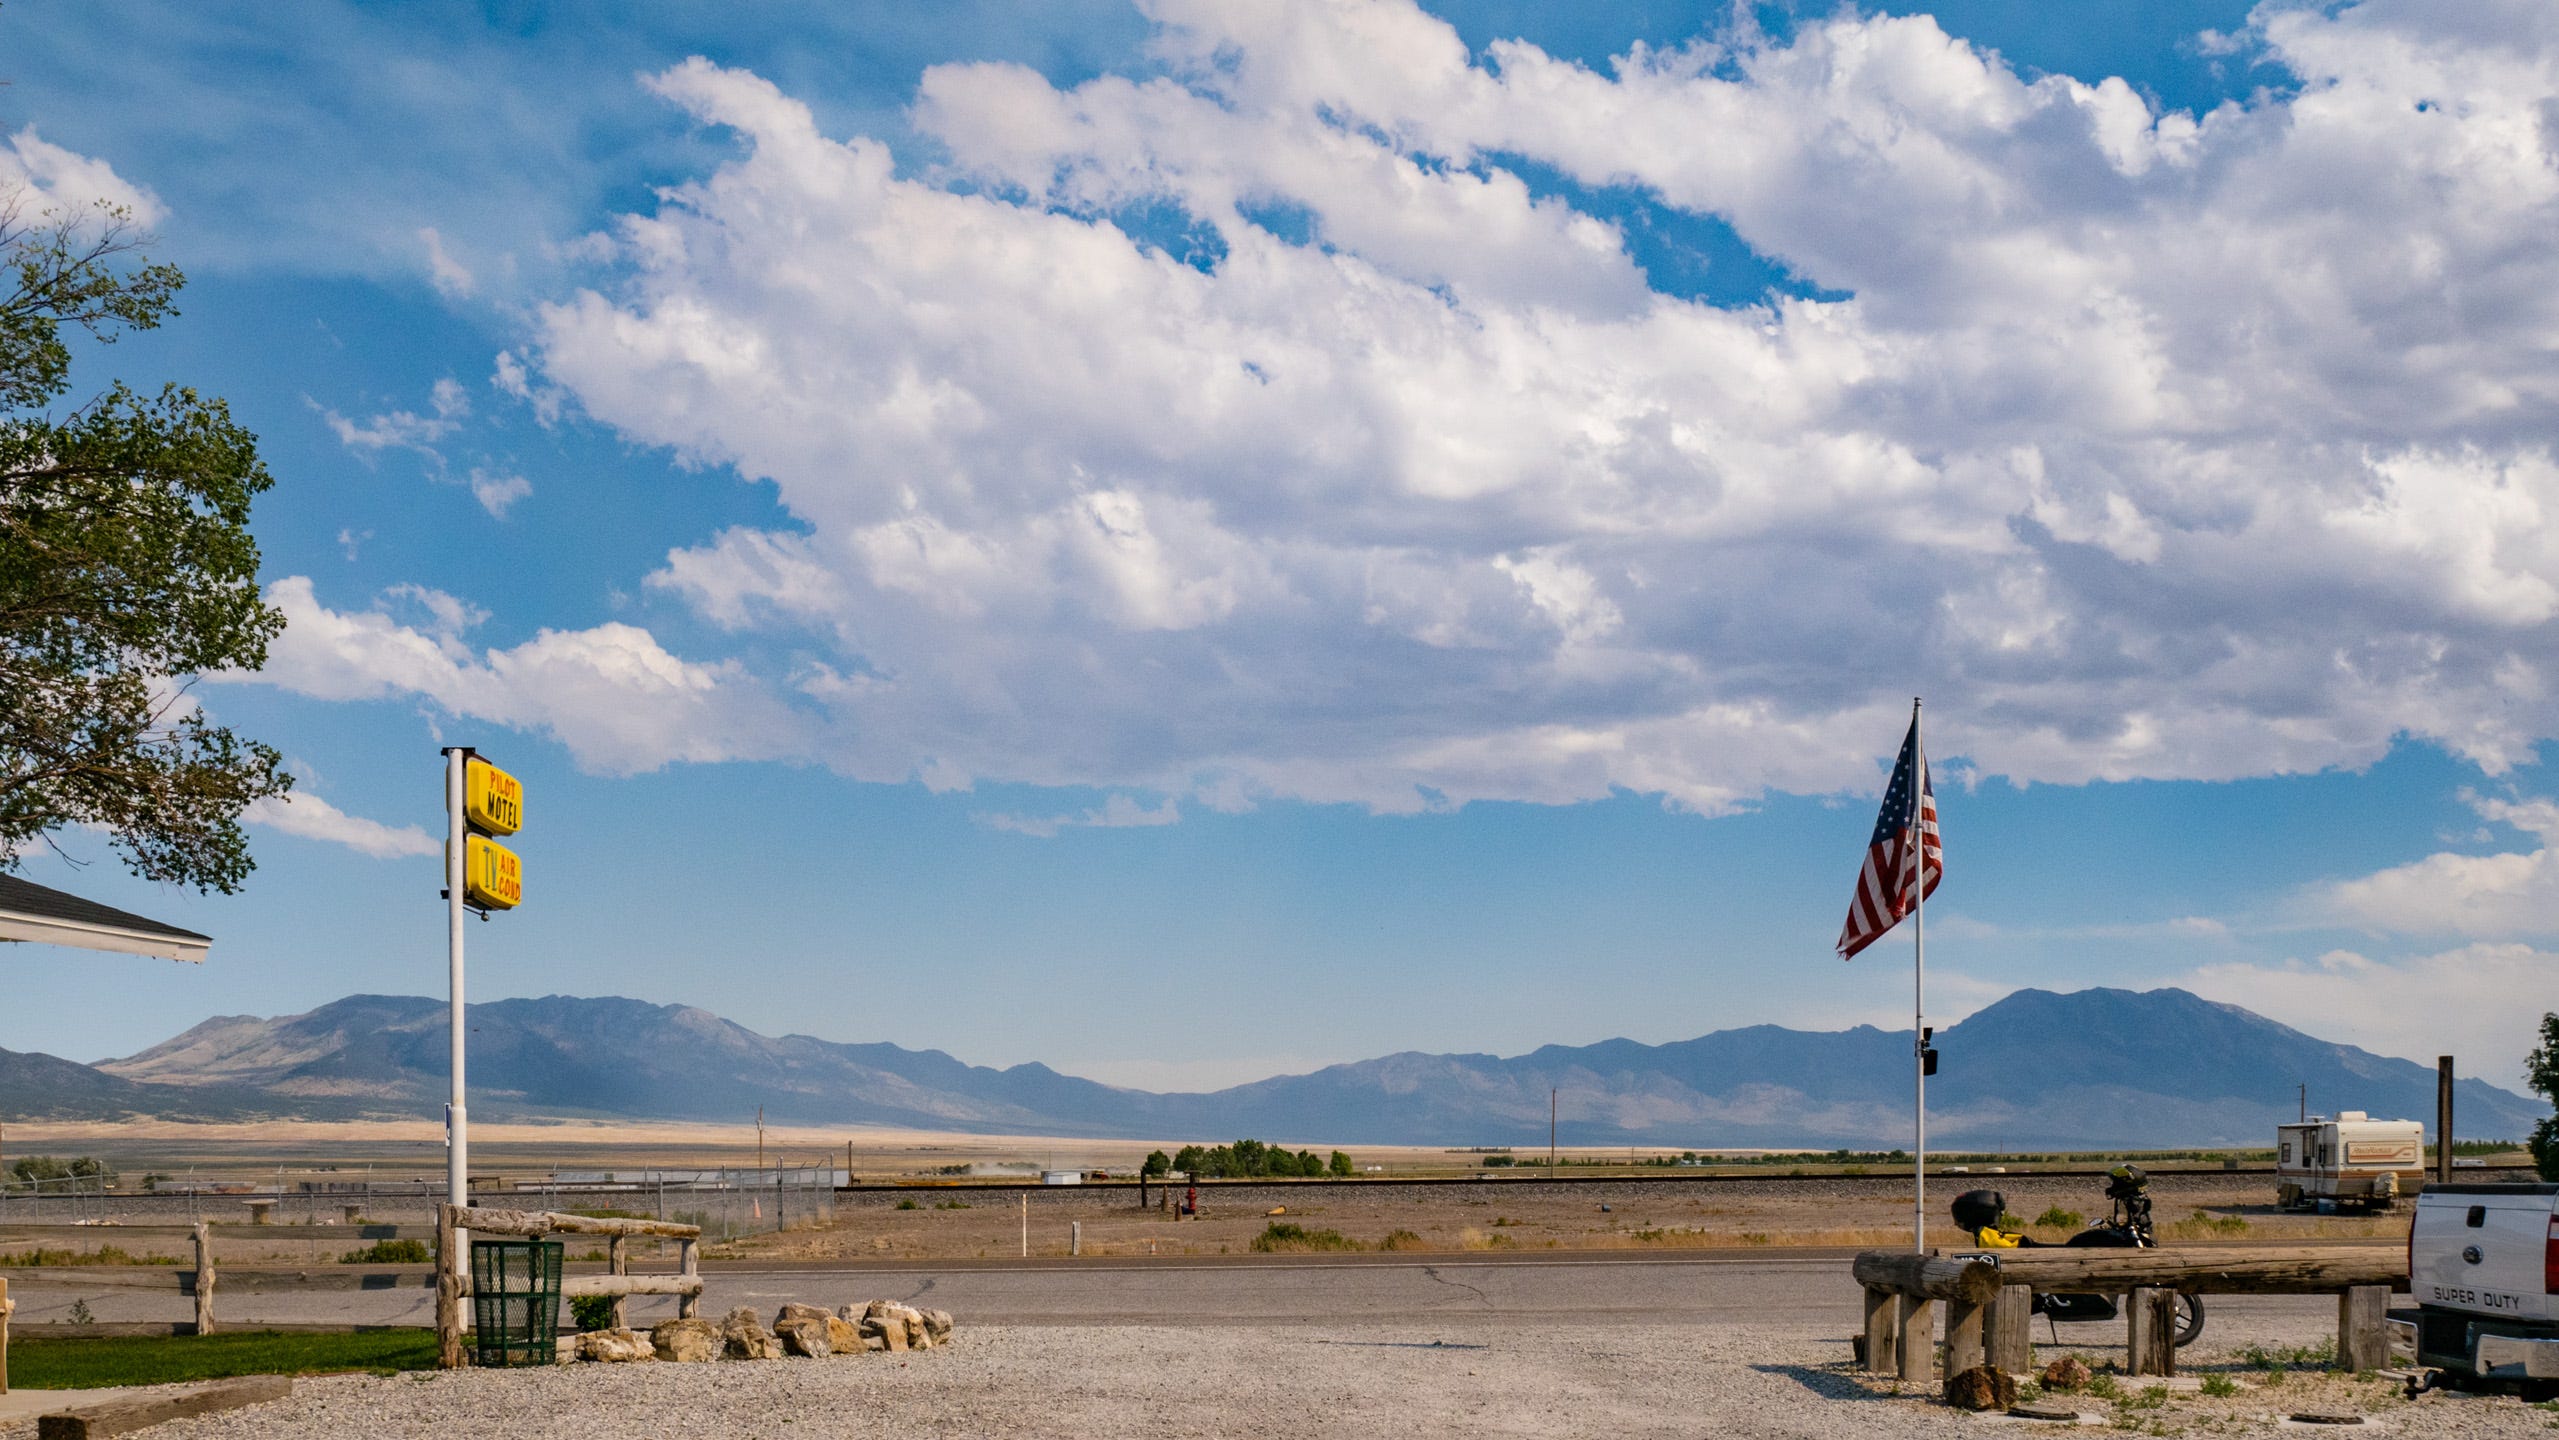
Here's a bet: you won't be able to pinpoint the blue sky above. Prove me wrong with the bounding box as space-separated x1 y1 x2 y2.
6 0 2557 1096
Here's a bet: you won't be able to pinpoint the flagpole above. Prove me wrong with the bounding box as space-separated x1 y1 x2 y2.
1912 696 1926 1255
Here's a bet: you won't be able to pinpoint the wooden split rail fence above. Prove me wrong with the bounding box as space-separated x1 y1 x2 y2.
1853 1245 2406 1382
433 1205 704 1369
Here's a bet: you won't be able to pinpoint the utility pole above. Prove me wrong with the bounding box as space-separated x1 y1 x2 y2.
2299 1084 2307 1122
2436 1057 2455 1185
1549 1088 1557 1170
756 1107 765 1173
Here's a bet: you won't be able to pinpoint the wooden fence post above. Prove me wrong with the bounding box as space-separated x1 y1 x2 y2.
2337 1285 2388 1372
607 1234 627 1330
2 1274 12 1394
2126 1286 2176 1377
678 1238 699 1320
1895 1294 1934 1381
1986 1284 2033 1374
1862 1286 1898 1373
435 1204 466 1370
192 1222 215 1336
1943 1294 1986 1377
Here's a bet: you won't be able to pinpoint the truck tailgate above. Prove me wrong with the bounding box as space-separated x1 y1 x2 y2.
2412 1185 2556 1327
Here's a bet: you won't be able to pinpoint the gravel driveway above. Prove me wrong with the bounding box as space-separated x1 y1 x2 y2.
30 1322 2553 1440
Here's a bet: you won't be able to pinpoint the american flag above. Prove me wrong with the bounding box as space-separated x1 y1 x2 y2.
1837 712 1942 960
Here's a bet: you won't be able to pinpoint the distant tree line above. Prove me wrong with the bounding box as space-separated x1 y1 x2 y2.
1141 1141 1354 1179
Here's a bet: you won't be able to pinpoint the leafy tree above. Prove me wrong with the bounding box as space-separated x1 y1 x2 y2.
1171 1145 1205 1176
1140 1149 1170 1178
2528 1012 2559 1183
1 195 288 892
1328 1150 1353 1178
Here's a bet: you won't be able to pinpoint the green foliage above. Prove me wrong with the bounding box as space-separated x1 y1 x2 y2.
2528 1013 2559 1183
0 1244 175 1266
568 1294 617 1332
0 195 287 892
9 1329 441 1388
933 1199 970 1210
1328 1150 1353 1177
2032 1206 2084 1229
1140 1149 1171 1178
338 1239 430 1264
1249 1222 1361 1253
895 1198 921 1210
1182 1139 1331 1178
2199 1373 2238 1398
1483 1154 1514 1167
10 1155 111 1183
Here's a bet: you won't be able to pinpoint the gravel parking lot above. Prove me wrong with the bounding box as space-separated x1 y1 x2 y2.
34 1321 2556 1440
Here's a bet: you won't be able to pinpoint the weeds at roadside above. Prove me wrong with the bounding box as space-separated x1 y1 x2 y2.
2200 1374 2238 1397
339 1239 430 1264
2033 1206 2084 1230
934 1200 971 1210
1250 1222 1361 1253
0 1245 178 1267
896 1198 921 1210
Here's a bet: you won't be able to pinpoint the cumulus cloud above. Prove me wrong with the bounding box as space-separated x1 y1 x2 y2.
244 790 439 859
0 127 164 223
2182 944 2558 1091
249 578 811 776
318 379 469 463
466 467 532 518
419 226 475 298
261 0 2559 809
2320 792 2559 937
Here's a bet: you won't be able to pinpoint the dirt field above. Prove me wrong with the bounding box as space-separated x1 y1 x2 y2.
718 1170 2412 1263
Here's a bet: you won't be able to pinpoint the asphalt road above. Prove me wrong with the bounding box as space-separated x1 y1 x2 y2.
9 1249 2347 1343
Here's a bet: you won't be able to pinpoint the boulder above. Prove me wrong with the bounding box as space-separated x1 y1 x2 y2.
775 1318 832 1358
776 1302 833 1327
905 1311 932 1349
1944 1366 2017 1412
920 1308 955 1342
576 1328 655 1364
2041 1356 2093 1392
721 1306 783 1361
825 1316 864 1354
651 1318 720 1363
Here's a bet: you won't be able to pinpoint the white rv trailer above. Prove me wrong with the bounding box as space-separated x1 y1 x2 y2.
2274 1111 2424 1210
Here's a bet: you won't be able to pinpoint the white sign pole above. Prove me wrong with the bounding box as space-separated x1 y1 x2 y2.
444 747 469 1211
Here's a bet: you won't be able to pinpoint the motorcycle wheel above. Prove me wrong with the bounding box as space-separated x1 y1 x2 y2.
2174 1294 2205 1348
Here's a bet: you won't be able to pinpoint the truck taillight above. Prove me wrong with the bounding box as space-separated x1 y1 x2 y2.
2546 1217 2558 1295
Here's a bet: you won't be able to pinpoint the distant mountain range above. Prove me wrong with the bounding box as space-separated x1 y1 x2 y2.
2 987 2532 1149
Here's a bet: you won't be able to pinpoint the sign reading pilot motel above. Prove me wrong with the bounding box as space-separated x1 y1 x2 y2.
450 756 524 911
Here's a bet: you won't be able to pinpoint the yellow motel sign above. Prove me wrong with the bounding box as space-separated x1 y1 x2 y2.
461 834 523 911
464 757 523 836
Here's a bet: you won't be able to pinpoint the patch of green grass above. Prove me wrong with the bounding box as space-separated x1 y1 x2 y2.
2200 1373 2238 1397
0 1245 178 1267
2087 1373 2125 1401
564 1207 647 1221
934 1199 971 1210
2236 1337 2336 1372
10 1330 440 1389
339 1238 430 1264
2032 1206 2084 1229
895 1198 922 1210
2118 1384 2170 1411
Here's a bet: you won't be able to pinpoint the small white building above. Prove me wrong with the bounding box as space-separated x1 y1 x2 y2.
2275 1111 2424 1210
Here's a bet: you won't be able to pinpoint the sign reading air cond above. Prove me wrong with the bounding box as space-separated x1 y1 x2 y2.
463 757 523 835
460 834 522 910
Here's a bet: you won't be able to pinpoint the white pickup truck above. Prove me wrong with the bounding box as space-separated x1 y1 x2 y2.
2395 1182 2559 1392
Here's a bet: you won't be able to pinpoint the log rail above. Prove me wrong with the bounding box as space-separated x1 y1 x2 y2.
1853 1245 2406 1383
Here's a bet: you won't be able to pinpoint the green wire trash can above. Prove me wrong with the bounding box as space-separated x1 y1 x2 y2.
470 1237 564 1367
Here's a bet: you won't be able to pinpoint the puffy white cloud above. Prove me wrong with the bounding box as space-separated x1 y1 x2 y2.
318 379 469 462
466 467 532 518
2321 792 2559 938
2182 944 2558 1091
249 578 811 776
0 127 164 223
355 1 2559 809
244 791 438 859
419 226 475 298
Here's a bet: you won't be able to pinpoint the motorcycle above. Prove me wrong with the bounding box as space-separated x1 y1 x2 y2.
2028 1168 2204 1348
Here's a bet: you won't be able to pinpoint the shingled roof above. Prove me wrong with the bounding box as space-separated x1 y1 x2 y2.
0 873 212 961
